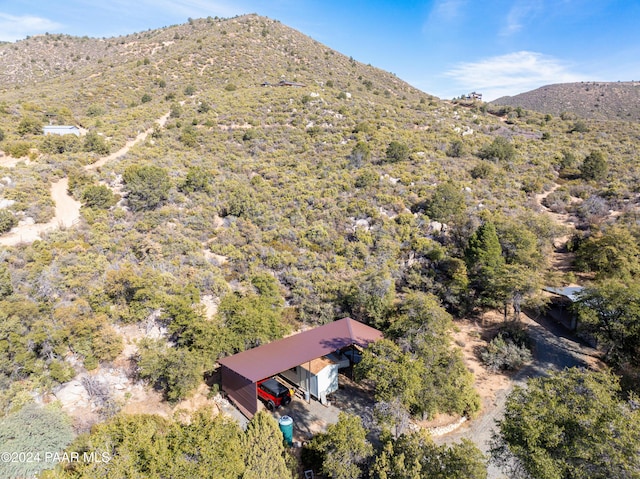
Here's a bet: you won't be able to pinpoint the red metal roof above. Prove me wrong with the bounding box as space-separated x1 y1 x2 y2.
218 317 382 382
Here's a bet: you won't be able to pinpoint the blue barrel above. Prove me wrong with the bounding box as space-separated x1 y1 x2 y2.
278 415 293 446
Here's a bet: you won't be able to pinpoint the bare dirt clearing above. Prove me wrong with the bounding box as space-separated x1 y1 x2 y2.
0 178 81 246
0 112 170 246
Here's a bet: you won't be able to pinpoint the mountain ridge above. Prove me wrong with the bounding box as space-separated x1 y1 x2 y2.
491 81 640 121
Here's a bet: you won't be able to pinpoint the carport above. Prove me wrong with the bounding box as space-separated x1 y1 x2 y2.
218 317 383 418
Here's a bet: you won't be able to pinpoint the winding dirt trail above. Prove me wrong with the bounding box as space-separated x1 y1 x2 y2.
87 112 170 171
435 183 595 478
534 183 579 272
0 112 170 246
0 178 81 247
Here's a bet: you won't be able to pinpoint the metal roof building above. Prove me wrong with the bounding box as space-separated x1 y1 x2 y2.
43 125 81 136
218 317 382 418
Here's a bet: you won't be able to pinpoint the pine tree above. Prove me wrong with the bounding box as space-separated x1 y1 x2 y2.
243 411 292 479
304 413 372 479
465 222 504 273
465 222 506 309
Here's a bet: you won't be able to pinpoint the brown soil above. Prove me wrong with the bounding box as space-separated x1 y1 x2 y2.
0 177 81 246
452 314 511 402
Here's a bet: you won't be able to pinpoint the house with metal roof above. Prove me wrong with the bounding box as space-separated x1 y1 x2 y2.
543 286 584 330
43 125 81 136
218 317 382 418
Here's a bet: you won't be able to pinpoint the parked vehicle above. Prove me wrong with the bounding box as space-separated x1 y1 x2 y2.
257 377 293 410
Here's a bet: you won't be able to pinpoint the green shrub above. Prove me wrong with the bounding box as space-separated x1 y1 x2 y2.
446 139 465 157
580 150 608 181
0 404 74 478
0 264 12 298
0 210 17 234
478 136 516 162
41 134 80 154
48 360 76 383
136 339 202 402
385 141 409 163
481 326 531 372
470 161 495 179
122 164 171 211
82 185 117 209
86 104 104 117
83 131 110 154
180 166 214 193
355 169 378 188
5 141 32 158
17 116 43 136
570 119 589 133
349 141 371 167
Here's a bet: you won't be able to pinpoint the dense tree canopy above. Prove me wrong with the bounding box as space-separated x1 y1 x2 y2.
45 410 246 479
304 413 373 479
243 411 293 479
491 368 640 479
573 226 640 280
0 404 73 479
371 431 487 479
359 292 480 419
576 280 640 367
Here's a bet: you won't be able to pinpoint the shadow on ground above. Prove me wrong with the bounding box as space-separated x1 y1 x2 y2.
272 374 377 443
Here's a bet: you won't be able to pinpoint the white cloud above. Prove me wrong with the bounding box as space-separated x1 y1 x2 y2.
444 51 583 100
431 0 467 21
502 0 543 36
0 13 63 41
423 0 467 31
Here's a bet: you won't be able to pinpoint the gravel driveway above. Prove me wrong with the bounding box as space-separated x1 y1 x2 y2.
436 312 601 479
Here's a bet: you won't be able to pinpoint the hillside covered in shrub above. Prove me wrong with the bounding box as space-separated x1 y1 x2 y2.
1 13 640 478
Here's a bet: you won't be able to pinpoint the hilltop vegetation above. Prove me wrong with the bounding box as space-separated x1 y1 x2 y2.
1 13 640 479
492 81 640 121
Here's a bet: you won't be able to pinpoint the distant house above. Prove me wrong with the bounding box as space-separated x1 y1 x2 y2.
467 92 482 101
43 125 81 136
543 286 584 330
277 80 306 88
260 79 306 88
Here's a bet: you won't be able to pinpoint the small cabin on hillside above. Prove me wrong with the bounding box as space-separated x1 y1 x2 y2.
43 125 81 136
277 80 306 87
543 286 583 331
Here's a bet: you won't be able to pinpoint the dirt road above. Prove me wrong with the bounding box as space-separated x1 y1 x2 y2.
0 177 81 247
436 183 597 478
0 111 170 246
436 312 601 478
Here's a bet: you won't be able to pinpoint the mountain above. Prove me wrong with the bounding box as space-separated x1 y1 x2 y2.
0 14 435 149
491 81 640 121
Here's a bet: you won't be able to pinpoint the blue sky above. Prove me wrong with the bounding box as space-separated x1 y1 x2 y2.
1 0 639 100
